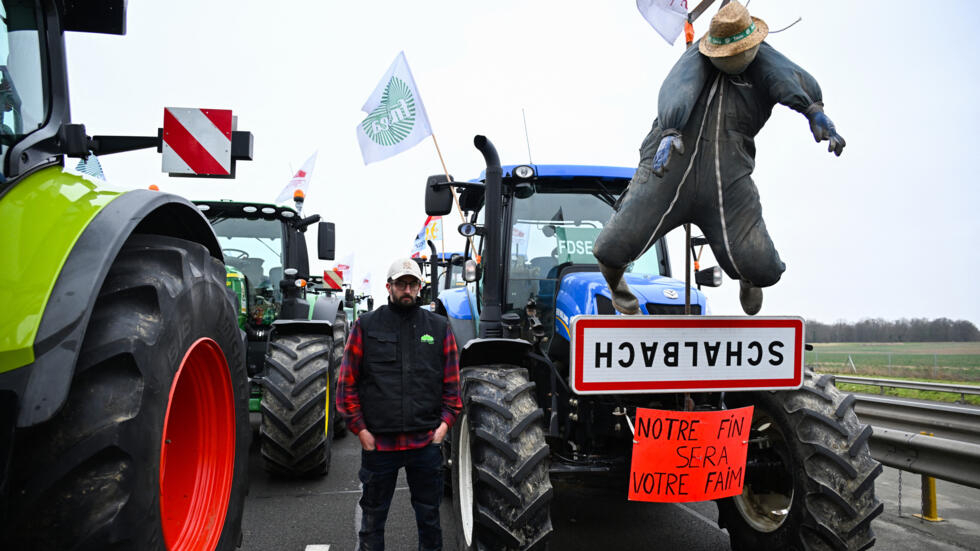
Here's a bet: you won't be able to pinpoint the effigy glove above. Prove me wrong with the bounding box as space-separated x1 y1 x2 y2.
807 110 846 157
651 133 685 177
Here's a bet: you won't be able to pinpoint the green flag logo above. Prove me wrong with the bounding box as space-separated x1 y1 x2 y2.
362 77 417 146
421 334 435 345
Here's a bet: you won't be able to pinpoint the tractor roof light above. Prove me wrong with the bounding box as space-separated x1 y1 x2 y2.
242 206 257 214
513 165 535 179
293 190 305 201
261 207 275 215
280 210 295 218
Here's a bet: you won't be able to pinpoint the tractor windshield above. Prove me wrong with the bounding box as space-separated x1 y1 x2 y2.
506 177 663 335
211 217 284 300
0 0 48 180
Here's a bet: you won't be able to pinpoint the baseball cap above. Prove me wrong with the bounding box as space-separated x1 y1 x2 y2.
387 257 423 283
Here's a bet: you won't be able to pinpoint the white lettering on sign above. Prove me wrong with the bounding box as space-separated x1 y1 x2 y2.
557 239 594 256
570 316 804 394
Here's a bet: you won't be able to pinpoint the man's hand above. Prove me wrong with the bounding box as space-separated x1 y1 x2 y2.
432 421 449 444
808 111 846 156
358 429 376 451
652 134 684 177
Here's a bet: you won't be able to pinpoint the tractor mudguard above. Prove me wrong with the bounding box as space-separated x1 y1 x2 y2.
269 319 333 337
1 179 222 428
311 293 343 324
459 337 532 369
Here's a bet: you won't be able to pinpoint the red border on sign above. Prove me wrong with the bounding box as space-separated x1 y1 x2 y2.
571 316 804 393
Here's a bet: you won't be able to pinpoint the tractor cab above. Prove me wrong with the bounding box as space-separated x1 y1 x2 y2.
429 164 708 357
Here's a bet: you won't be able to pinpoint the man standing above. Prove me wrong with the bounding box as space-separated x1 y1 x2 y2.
337 257 461 551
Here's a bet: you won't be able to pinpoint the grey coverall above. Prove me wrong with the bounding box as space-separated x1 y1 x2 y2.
594 41 825 288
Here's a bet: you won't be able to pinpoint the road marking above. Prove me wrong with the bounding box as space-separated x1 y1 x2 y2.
305 546 330 551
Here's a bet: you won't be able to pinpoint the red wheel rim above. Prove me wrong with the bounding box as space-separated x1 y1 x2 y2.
160 338 236 550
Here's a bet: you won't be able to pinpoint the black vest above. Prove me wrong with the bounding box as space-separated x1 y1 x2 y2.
357 304 448 433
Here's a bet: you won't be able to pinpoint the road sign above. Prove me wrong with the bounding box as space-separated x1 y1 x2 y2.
162 107 232 175
570 316 804 394
323 269 344 290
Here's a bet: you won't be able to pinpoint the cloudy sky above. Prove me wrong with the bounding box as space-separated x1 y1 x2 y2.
65 0 980 326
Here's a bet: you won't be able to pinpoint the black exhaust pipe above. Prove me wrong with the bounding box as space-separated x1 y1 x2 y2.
474 135 503 338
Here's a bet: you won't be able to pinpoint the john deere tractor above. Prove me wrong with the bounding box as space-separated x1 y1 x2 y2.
425 136 882 551
194 199 348 477
0 1 253 549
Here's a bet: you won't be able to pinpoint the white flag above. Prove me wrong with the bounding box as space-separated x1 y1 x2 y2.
636 0 688 45
356 51 433 165
335 252 355 282
359 272 372 292
275 151 317 204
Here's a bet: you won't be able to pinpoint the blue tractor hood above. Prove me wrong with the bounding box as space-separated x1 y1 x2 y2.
553 271 708 341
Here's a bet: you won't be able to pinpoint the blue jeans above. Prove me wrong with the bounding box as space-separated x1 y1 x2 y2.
358 444 443 551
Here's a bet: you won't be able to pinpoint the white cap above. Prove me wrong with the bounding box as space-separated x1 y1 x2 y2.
386 257 423 283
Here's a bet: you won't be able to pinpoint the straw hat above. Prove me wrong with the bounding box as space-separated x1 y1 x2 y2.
698 1 768 58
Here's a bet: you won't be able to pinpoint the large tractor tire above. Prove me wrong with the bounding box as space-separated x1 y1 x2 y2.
449 366 553 551
3 234 249 550
259 331 334 477
330 310 348 440
716 370 883 551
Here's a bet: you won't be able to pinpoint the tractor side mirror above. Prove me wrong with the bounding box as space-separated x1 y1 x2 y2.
425 174 454 216
695 266 723 287
366 297 375 311
318 222 335 260
344 288 355 308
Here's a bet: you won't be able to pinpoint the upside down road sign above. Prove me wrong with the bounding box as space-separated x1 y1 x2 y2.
162 107 233 175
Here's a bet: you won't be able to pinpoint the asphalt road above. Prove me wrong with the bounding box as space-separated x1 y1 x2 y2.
241 417 980 551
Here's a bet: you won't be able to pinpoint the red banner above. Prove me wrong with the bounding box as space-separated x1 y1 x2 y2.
628 406 753 503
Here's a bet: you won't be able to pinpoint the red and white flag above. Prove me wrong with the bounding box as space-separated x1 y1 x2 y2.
359 272 372 292
335 252 354 282
636 0 688 45
276 151 318 203
410 216 442 258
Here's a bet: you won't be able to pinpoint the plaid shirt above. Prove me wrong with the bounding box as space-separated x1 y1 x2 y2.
336 314 461 451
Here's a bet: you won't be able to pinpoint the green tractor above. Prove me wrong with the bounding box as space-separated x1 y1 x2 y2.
0 1 254 549
194 199 349 477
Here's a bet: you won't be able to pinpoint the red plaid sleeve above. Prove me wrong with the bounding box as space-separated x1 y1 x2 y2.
440 325 462 428
335 319 366 435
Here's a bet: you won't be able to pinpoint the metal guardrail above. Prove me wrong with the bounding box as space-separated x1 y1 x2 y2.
868 428 980 490
844 390 980 490
834 375 980 402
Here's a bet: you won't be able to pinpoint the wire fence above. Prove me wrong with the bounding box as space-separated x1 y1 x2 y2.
805 350 980 382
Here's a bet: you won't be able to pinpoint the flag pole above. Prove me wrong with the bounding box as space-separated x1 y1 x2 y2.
430 133 475 257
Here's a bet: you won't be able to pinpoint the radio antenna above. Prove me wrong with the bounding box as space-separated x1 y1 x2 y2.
522 108 533 164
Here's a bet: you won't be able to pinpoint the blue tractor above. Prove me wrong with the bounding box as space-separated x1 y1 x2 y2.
426 136 882 551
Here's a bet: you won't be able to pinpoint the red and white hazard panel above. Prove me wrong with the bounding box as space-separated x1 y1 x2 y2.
162 107 233 175
323 269 344 290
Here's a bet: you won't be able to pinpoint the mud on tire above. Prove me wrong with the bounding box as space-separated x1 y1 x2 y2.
259 331 334 477
3 234 249 550
716 370 883 551
449 366 553 551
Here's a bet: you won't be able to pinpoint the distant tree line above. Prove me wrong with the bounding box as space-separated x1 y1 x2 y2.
806 318 980 342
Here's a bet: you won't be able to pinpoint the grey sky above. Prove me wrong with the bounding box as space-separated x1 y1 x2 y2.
65 0 980 326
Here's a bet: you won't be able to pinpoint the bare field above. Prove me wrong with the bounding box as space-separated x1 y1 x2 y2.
805 342 980 382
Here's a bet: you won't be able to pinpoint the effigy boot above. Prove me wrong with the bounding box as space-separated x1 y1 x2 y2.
598 262 640 315
739 279 763 315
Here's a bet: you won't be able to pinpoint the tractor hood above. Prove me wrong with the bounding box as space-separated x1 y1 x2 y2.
553 271 708 341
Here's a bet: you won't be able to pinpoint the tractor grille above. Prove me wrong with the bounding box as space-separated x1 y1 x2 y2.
594 295 701 315
645 303 701 315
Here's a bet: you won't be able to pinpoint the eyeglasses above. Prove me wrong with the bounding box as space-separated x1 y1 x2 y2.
391 280 421 290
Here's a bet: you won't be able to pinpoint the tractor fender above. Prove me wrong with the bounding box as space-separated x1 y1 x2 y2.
311 293 343 323
14 188 222 427
269 319 333 337
459 337 532 369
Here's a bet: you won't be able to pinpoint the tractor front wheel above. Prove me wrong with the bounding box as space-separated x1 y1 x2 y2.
259 331 334 477
449 366 553 551
716 370 883 550
3 234 249 550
